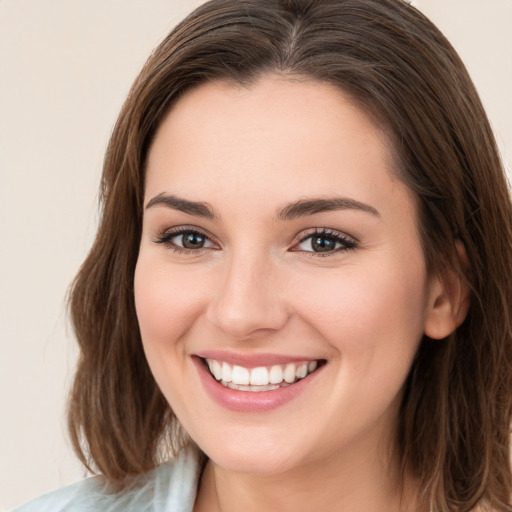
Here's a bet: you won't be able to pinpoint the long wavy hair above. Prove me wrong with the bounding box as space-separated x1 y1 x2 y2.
67 1 512 510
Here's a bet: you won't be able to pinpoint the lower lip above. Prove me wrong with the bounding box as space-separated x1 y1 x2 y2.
193 357 323 412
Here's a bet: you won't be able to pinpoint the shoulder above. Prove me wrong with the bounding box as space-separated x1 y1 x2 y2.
10 474 106 512
11 445 201 512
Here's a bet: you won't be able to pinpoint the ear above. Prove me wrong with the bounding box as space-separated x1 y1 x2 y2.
424 241 470 340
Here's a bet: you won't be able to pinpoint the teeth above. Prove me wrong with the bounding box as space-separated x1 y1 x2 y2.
269 365 283 384
231 365 250 385
283 363 296 383
250 367 269 386
210 359 222 380
296 363 308 379
205 358 321 390
224 382 281 392
221 362 232 383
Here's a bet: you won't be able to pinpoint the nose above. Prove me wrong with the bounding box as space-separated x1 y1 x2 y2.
205 250 290 340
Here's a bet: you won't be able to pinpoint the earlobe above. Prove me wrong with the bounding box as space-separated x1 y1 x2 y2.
424 242 470 340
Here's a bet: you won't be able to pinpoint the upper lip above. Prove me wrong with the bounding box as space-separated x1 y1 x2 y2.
193 350 324 368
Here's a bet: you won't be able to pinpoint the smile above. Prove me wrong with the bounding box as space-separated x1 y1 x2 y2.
193 353 326 412
204 358 321 392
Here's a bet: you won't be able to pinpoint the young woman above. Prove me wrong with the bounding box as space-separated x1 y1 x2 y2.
13 0 512 511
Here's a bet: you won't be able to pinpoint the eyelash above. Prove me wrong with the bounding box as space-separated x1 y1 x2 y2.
153 227 217 254
153 227 358 256
294 228 358 257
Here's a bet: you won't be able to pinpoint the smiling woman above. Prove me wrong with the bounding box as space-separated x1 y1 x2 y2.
12 1 512 512
135 79 440 492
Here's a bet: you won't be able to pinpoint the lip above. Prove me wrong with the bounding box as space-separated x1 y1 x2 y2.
192 355 325 413
193 350 319 368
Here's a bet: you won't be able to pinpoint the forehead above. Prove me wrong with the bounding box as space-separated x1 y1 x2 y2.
144 76 412 221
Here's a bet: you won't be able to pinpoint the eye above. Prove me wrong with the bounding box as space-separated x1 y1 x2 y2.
154 228 216 252
294 229 357 255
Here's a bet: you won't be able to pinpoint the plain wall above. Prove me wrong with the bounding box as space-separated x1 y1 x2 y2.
1 1 511 509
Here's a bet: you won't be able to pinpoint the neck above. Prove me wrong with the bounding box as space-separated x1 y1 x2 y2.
194 434 424 512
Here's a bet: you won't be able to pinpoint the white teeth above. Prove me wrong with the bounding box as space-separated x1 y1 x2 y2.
208 359 222 380
205 358 321 390
231 365 250 385
221 362 232 383
250 367 269 386
296 363 308 379
269 365 283 384
224 382 281 392
283 364 296 383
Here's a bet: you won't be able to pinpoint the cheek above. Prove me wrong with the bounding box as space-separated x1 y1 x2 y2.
292 258 429 356
289 260 428 438
134 257 205 346
133 255 212 416
133 256 209 405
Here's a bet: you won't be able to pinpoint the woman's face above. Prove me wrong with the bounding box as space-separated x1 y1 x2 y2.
135 76 440 475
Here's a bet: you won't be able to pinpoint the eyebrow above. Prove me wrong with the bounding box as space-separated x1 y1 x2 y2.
145 193 217 219
276 197 380 220
145 193 379 220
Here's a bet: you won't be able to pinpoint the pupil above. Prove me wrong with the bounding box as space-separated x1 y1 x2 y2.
312 236 336 252
183 233 205 249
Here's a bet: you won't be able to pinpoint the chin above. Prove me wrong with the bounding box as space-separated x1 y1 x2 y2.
193 427 307 476
210 448 302 476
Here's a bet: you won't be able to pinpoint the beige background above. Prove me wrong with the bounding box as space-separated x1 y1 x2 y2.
1 1 511 509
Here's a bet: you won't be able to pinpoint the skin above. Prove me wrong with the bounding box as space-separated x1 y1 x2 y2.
134 76 462 512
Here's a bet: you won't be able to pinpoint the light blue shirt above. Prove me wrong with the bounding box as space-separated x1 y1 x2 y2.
11 445 200 512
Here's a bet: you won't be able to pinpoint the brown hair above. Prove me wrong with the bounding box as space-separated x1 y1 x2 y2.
68 0 512 510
